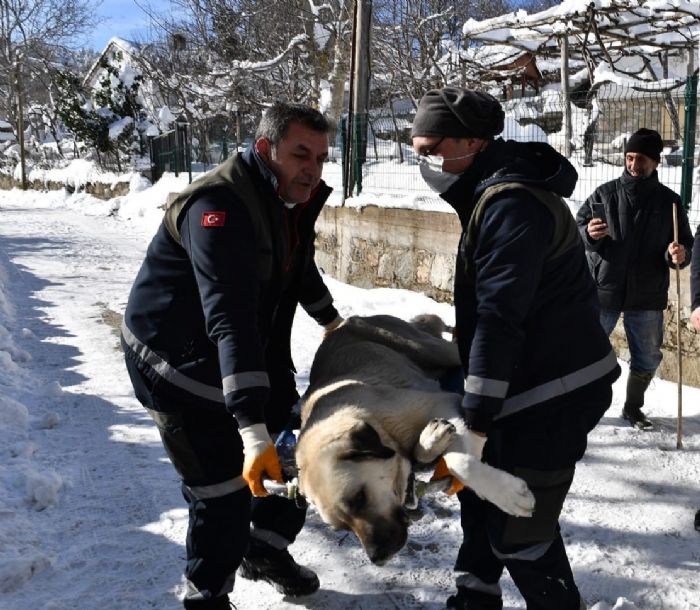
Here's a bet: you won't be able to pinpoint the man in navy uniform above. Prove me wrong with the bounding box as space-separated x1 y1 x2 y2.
122 102 342 609
412 86 619 610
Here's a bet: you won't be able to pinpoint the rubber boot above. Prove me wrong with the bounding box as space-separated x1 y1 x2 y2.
622 369 654 430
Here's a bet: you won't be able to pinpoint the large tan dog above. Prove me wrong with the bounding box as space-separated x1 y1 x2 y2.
295 314 535 565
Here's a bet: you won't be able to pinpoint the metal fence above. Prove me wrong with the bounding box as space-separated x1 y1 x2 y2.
342 76 700 223
145 77 699 224
149 125 192 183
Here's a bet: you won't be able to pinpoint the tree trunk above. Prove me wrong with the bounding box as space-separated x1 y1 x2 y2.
298 0 320 105
328 28 351 129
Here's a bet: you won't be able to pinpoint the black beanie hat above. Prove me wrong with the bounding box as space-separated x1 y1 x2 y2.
625 128 663 162
411 87 504 139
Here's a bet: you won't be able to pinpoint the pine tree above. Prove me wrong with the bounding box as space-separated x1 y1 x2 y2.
55 70 110 164
55 53 147 171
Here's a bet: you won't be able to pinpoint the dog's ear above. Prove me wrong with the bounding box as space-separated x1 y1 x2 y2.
339 422 395 461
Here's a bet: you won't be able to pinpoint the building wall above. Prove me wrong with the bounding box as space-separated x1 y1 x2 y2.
316 205 700 388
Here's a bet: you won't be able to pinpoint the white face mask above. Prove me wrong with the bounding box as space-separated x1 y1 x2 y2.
417 151 478 193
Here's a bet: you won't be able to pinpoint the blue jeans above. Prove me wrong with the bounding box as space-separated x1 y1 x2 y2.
599 309 663 374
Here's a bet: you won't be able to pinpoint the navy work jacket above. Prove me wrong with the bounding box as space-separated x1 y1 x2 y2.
122 147 338 430
441 138 619 434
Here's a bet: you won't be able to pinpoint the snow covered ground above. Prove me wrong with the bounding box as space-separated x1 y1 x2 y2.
0 179 699 610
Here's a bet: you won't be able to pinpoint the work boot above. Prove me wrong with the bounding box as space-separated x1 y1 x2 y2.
239 541 319 597
445 586 503 610
622 369 654 430
183 596 236 609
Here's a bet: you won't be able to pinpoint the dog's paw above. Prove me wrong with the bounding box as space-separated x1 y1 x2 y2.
479 468 535 518
414 418 457 463
443 454 535 517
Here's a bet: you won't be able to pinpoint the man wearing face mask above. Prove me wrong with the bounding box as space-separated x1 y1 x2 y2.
576 128 692 431
121 102 342 609
412 86 619 610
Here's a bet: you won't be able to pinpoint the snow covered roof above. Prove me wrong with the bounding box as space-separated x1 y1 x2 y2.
465 44 532 69
463 0 699 57
460 1 698 92
82 37 147 89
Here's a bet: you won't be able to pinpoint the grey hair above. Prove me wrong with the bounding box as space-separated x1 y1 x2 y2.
255 101 333 145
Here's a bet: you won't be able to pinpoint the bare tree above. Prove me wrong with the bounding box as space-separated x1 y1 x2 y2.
371 0 510 111
130 0 354 152
0 0 97 134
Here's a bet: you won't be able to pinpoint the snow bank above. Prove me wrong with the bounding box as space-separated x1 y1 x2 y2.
0 253 62 592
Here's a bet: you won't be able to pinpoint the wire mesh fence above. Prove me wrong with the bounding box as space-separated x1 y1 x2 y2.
146 78 699 225
342 78 700 224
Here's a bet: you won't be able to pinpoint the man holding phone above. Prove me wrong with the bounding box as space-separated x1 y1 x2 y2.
576 128 693 429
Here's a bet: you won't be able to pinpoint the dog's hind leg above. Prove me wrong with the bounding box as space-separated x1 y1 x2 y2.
414 418 456 463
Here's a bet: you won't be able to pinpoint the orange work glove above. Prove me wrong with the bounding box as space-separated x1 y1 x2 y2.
433 429 486 496
322 315 345 339
430 457 465 496
239 423 283 497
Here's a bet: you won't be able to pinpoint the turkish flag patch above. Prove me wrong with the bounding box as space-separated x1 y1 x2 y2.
201 211 226 227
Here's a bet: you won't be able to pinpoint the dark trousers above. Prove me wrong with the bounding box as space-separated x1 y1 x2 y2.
125 359 306 601
454 382 612 610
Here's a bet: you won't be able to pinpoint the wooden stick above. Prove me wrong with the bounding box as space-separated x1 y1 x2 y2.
672 202 683 449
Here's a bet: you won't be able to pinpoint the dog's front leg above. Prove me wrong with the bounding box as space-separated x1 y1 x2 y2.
443 427 535 518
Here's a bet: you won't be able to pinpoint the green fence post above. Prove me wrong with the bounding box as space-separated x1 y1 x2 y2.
680 71 698 212
172 131 179 177
340 116 347 200
186 128 192 184
222 138 229 161
354 113 363 195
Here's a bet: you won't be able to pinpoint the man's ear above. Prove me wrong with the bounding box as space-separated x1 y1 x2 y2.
255 137 271 161
470 137 488 154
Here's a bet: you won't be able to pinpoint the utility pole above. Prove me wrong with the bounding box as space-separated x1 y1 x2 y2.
345 0 372 198
680 50 697 211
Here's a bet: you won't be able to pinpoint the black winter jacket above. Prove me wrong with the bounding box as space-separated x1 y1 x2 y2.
691 225 700 310
441 138 619 434
121 148 338 430
576 170 693 311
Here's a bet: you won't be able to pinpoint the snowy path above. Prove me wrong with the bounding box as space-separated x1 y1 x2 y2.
0 194 184 609
1 189 699 610
0 191 464 610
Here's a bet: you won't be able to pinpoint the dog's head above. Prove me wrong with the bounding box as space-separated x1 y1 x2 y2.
296 417 412 565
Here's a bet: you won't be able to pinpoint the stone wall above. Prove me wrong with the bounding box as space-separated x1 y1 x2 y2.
315 205 700 388
0 173 130 200
316 205 461 303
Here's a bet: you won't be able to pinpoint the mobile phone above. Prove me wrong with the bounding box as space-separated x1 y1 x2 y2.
591 203 607 225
